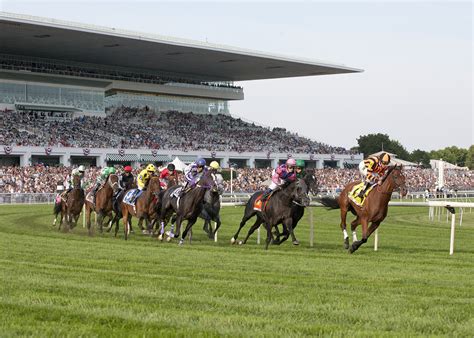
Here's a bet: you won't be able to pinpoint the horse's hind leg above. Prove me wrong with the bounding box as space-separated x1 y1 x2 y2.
231 209 256 244
350 217 360 243
340 206 350 249
241 217 264 245
264 223 273 250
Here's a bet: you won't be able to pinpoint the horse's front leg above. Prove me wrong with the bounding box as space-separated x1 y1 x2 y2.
349 218 369 254
283 217 299 246
340 207 350 249
212 215 222 239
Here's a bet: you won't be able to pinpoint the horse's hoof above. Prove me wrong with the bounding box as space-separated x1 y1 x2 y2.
344 238 350 250
292 240 300 246
178 239 184 246
238 240 243 245
158 234 163 241
230 237 236 244
166 236 172 242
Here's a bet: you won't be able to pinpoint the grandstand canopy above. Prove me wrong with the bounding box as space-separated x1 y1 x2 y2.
0 12 362 82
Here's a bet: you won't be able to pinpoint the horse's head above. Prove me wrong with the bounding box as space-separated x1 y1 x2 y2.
72 175 81 189
291 178 311 207
108 174 120 194
148 176 162 193
303 169 318 195
197 171 217 191
384 165 407 197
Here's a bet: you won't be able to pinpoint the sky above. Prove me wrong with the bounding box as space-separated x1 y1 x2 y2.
1 0 472 152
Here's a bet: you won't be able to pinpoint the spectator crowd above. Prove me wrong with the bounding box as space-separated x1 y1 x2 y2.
1 165 472 194
0 108 352 154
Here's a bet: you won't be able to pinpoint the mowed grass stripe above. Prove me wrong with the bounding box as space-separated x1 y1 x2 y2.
1 204 473 336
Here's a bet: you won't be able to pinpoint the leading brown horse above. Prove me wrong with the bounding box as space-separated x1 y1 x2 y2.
64 175 85 231
318 165 407 254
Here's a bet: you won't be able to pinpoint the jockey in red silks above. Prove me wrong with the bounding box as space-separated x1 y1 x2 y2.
160 163 177 189
260 158 297 202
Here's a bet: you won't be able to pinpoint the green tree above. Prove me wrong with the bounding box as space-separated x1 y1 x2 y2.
430 146 468 167
410 149 431 168
464 145 474 169
356 133 410 160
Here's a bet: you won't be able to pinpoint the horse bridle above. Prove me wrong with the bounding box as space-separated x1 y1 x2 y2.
108 175 120 191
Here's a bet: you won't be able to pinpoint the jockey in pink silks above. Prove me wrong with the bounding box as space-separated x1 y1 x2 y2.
260 158 297 202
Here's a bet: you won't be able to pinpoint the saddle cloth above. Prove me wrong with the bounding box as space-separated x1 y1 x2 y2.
348 182 375 207
171 187 182 199
85 191 94 204
123 189 142 206
253 191 275 212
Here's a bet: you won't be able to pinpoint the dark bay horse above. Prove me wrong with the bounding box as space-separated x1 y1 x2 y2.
318 165 407 253
84 174 120 234
200 174 224 239
272 171 318 244
158 171 216 244
121 176 161 240
231 178 311 250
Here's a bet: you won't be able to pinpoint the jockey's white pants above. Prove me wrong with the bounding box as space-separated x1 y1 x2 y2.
358 161 368 178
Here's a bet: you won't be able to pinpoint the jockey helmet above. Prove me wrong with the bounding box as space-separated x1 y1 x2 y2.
209 161 220 170
286 158 296 167
379 152 391 165
124 165 133 173
196 158 206 168
108 167 116 174
78 165 85 173
146 164 156 172
295 160 305 168
167 163 175 171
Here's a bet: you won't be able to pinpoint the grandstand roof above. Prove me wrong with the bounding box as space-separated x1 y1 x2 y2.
0 12 362 82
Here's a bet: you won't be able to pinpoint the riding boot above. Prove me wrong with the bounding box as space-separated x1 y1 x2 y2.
358 182 371 198
260 188 273 203
92 184 100 205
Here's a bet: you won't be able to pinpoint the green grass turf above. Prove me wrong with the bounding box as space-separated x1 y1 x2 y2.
0 204 473 337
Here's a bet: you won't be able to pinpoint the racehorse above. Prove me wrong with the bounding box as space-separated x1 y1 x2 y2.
272 171 318 244
53 175 84 231
121 176 161 240
200 173 224 239
158 171 216 245
63 175 85 231
231 178 311 250
84 174 120 234
317 165 407 253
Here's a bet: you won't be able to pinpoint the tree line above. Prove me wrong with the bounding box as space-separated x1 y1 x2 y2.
351 133 474 169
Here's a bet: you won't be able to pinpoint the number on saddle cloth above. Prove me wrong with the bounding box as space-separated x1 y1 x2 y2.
349 182 375 206
171 187 183 199
124 189 142 205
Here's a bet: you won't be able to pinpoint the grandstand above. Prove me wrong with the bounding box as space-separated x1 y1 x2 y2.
0 12 363 168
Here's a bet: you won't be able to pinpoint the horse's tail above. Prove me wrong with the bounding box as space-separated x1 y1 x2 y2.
316 196 340 210
53 201 62 215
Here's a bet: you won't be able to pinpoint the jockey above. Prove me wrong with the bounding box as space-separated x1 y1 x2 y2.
92 166 113 205
357 152 391 198
160 163 177 189
129 164 156 202
209 161 220 173
66 165 85 194
137 164 156 190
181 158 207 195
295 160 305 179
120 165 135 190
260 158 297 202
